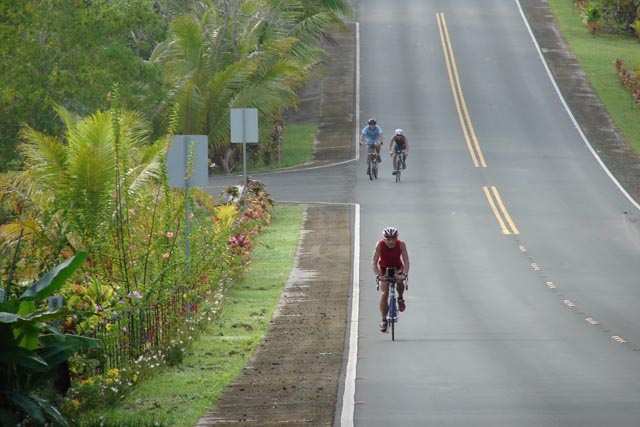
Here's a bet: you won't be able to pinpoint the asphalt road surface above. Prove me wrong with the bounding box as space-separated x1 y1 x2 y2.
209 0 640 425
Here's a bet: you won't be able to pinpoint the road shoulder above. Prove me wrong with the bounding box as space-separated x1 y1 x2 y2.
520 0 640 204
195 204 353 426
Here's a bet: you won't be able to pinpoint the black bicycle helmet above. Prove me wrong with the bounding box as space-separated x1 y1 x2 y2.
383 226 398 238
368 118 377 125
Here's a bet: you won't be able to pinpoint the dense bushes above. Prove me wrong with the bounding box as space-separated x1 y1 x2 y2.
0 100 274 424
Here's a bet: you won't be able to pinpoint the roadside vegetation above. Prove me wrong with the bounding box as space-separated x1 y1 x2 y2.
77 205 303 427
0 1 349 425
548 0 640 152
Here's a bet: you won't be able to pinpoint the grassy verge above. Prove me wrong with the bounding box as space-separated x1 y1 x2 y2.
80 204 304 427
546 1 640 152
248 122 316 172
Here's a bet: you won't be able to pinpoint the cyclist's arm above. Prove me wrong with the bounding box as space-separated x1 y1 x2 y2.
388 137 394 154
404 136 409 153
400 241 410 275
372 242 383 277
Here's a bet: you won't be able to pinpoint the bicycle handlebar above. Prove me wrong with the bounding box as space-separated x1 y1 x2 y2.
376 273 408 290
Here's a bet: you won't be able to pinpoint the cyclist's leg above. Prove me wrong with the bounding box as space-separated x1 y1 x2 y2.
392 151 398 171
396 280 405 298
379 279 390 320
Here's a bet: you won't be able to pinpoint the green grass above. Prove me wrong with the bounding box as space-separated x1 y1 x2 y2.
279 122 316 167
80 205 304 427
546 1 640 152
248 121 316 172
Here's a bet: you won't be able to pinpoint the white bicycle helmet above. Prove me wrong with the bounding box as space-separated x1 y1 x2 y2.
383 226 398 238
395 129 403 136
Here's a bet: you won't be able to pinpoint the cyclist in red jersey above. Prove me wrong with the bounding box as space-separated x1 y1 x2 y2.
372 226 410 332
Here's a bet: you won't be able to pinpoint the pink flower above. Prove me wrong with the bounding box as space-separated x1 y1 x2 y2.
162 253 170 259
166 232 174 238
210 162 216 170
158 230 165 237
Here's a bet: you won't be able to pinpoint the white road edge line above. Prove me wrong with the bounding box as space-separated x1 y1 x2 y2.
355 22 361 161
340 203 360 427
340 21 361 427
514 0 640 212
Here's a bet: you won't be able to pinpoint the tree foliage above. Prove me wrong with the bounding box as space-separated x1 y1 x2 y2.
151 0 350 172
0 0 167 172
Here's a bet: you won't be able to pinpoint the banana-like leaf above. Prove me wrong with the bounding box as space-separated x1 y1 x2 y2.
5 392 45 424
38 335 103 367
0 347 48 371
19 251 88 301
31 393 70 427
0 312 21 323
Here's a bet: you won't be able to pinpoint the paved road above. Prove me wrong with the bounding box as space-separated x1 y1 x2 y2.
353 1 640 426
208 0 640 425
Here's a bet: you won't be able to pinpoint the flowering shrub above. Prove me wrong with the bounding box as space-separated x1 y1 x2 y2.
61 180 273 414
615 58 640 104
1 102 274 416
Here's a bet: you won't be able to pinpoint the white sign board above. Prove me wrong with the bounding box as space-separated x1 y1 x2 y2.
231 108 259 143
167 135 209 188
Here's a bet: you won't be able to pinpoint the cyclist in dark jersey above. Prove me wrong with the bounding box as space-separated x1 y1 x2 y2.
389 129 409 175
372 226 411 332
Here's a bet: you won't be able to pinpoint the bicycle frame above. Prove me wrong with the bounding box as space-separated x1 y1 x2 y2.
393 150 405 182
366 146 378 180
377 267 406 341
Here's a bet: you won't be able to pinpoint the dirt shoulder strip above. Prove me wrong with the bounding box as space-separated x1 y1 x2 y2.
195 204 353 426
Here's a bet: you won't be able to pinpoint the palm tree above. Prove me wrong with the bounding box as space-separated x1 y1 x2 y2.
1 105 163 271
151 0 350 172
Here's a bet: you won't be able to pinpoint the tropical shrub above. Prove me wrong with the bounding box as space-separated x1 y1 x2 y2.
615 58 640 103
582 2 603 33
0 250 102 427
631 18 640 38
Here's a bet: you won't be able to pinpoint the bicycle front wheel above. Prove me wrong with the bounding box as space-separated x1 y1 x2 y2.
390 316 395 341
387 297 397 341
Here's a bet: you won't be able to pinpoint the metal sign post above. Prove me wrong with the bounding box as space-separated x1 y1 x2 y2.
230 108 259 209
167 135 208 313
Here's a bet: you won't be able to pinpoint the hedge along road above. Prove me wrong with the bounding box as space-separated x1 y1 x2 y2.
206 1 640 426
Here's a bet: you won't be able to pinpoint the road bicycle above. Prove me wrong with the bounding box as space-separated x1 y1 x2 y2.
366 146 378 180
377 268 408 341
393 151 406 182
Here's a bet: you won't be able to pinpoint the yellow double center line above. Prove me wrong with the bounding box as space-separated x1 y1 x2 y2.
436 12 486 168
437 12 519 234
483 186 520 235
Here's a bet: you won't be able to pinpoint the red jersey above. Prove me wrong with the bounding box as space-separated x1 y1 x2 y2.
378 239 403 269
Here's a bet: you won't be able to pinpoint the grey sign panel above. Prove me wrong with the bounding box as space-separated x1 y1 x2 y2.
231 108 259 143
167 135 209 188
